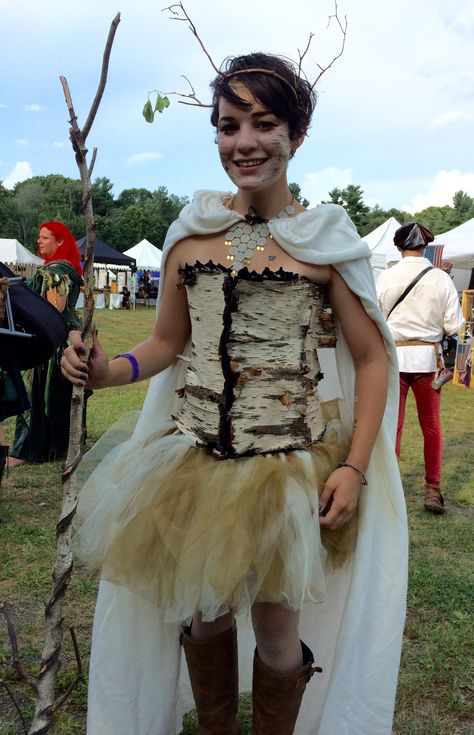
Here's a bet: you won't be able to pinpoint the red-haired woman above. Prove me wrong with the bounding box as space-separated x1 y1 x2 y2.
8 221 83 466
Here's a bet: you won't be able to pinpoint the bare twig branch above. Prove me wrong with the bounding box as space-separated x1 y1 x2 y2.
3 15 120 734
88 147 98 179
312 1 347 89
60 76 86 164
0 681 28 733
156 74 212 108
297 32 315 78
163 3 221 74
155 0 346 117
52 629 84 711
0 603 38 693
82 12 121 140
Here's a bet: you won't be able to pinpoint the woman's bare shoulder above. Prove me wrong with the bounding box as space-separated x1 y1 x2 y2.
168 232 228 269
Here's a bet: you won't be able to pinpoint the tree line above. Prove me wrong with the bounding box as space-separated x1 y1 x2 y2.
1 175 473 254
0 175 189 252
323 184 474 237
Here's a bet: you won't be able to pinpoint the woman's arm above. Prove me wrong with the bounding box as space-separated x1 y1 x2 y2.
319 268 389 530
61 246 191 389
46 288 67 313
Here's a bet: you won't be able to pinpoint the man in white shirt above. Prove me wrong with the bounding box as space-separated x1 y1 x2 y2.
377 222 464 514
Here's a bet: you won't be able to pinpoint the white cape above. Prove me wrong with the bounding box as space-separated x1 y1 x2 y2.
85 191 408 735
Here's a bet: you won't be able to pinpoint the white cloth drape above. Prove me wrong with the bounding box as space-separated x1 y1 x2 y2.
84 191 408 735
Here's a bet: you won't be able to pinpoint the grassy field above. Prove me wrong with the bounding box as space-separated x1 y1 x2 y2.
1 306 473 734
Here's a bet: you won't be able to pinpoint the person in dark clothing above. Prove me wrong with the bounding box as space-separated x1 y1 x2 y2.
8 221 83 466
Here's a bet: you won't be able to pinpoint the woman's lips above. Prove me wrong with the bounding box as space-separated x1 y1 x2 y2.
235 159 267 168
233 158 268 174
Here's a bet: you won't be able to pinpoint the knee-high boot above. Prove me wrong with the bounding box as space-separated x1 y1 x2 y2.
181 622 241 735
252 641 320 735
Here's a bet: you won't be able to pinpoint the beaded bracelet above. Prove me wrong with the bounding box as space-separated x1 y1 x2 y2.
337 462 368 486
113 352 139 383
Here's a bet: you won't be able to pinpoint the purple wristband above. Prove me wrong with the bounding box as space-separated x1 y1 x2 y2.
115 352 139 383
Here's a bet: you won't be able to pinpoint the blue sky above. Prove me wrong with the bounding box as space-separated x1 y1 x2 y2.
1 0 473 213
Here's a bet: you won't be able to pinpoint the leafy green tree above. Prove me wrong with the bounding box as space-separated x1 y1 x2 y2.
360 205 411 238
289 182 310 208
412 205 458 234
112 205 145 250
0 183 18 238
452 190 474 225
116 188 153 209
91 176 115 216
35 174 83 217
386 207 411 224
141 187 188 247
360 205 388 238
11 181 47 249
452 190 473 216
326 184 370 233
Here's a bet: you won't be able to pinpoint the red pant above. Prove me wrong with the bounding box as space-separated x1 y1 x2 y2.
396 372 443 487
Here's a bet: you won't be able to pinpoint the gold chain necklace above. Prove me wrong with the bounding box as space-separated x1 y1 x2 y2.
225 199 295 276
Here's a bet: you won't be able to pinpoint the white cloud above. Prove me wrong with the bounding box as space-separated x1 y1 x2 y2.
23 103 44 112
2 161 33 189
0 102 7 108
302 167 353 206
125 151 163 165
15 138 29 146
429 110 474 128
403 170 474 213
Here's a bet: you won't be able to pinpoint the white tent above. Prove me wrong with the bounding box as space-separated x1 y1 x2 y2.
433 217 474 270
362 217 401 279
0 238 42 266
123 239 162 270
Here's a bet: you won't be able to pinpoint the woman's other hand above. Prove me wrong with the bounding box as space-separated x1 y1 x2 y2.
61 330 109 389
318 466 363 530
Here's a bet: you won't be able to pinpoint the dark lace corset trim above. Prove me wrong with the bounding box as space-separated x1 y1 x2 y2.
177 260 304 288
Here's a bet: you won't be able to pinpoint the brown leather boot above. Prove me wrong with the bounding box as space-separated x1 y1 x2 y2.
424 484 445 514
252 641 321 735
181 622 240 735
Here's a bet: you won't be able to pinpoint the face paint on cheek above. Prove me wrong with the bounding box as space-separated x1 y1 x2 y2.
219 150 231 173
261 164 282 183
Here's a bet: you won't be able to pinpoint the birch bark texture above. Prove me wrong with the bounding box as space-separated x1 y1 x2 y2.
175 267 336 457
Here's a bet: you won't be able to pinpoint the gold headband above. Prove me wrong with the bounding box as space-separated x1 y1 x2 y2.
223 68 299 103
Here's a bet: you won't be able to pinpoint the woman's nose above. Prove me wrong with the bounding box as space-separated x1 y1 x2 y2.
235 124 257 152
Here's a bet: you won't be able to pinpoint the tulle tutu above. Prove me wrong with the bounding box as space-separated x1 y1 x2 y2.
73 413 356 623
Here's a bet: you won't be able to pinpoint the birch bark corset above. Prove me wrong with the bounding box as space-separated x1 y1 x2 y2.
175 262 337 457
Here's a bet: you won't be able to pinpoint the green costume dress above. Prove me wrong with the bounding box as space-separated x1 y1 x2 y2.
10 260 83 463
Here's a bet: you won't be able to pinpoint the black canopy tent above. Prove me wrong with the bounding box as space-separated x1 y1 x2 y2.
77 237 137 270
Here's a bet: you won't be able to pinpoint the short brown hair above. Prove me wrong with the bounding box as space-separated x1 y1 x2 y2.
210 52 317 140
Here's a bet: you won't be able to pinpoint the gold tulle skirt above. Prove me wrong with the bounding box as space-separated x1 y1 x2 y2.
73 421 357 623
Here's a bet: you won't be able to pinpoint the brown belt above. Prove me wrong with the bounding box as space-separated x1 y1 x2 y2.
395 340 436 347
395 340 443 369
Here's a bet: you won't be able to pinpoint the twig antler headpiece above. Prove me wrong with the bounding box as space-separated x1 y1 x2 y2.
143 1 347 123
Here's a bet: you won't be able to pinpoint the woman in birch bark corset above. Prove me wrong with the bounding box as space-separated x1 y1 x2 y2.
60 53 403 735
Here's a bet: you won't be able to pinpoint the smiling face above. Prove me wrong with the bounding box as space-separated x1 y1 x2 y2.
217 84 303 195
37 227 62 259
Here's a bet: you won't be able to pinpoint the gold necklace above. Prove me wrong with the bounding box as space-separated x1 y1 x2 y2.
225 199 295 275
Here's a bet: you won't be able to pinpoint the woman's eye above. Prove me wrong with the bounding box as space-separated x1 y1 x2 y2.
256 120 277 130
219 124 238 134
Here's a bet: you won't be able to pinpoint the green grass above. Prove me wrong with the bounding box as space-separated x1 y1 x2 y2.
1 307 473 734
